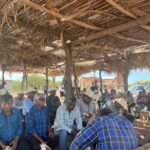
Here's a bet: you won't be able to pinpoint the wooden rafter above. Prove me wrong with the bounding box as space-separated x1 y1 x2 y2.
21 0 101 30
114 33 149 45
105 0 150 31
19 1 149 45
61 10 125 21
74 15 150 44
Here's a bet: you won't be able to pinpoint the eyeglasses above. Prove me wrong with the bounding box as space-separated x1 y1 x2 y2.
39 98 45 101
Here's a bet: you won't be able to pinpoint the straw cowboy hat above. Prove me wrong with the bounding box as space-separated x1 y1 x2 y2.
83 90 100 100
18 91 24 94
48 87 57 92
25 88 37 94
83 91 94 99
113 98 128 110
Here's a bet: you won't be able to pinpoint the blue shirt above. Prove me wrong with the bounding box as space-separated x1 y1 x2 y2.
26 105 49 138
23 98 34 115
0 108 22 142
70 113 138 150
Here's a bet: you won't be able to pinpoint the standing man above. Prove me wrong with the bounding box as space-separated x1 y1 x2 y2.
26 93 58 150
46 88 61 125
0 92 28 150
70 100 138 150
53 97 82 150
13 91 24 113
23 89 37 116
78 91 96 127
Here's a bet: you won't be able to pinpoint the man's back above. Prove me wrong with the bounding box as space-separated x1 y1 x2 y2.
71 113 138 150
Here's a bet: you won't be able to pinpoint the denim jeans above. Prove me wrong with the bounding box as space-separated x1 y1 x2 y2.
57 129 68 150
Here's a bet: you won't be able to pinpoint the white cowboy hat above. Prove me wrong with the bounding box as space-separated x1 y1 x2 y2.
83 91 94 99
26 88 37 94
113 98 128 110
48 87 57 92
18 91 24 94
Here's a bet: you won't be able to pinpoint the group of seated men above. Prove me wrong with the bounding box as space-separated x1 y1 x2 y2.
0 87 139 150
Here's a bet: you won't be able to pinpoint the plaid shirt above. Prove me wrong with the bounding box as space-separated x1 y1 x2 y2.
70 113 138 150
26 105 49 138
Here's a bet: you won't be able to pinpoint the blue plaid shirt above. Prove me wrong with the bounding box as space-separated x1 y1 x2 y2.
70 113 138 150
0 108 22 142
26 105 49 138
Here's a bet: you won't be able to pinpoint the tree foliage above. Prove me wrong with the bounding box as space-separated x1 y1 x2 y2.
12 80 21 92
12 74 62 92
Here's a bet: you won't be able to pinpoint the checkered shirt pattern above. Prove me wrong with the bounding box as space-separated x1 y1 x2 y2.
70 113 138 150
26 105 49 138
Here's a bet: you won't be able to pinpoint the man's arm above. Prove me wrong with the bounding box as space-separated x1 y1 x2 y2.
76 107 83 130
70 122 98 150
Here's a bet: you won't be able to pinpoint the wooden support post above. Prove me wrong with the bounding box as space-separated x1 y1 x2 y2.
52 76 55 87
45 67 49 95
122 71 129 93
64 42 73 100
1 65 6 88
56 18 73 100
73 64 79 98
21 59 27 91
25 72 28 90
99 70 103 95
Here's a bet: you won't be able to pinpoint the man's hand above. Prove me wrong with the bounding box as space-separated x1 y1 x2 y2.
0 141 6 150
71 129 79 136
10 140 18 150
48 130 55 139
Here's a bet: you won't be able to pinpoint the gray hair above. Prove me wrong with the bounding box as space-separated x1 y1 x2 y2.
0 93 13 104
34 93 45 102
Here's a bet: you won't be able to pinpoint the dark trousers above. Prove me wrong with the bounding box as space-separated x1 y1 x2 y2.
26 136 59 150
0 137 30 150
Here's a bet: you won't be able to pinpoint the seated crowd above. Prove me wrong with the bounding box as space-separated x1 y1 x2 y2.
0 86 141 150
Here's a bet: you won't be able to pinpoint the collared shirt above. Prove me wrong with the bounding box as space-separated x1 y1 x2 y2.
26 105 49 138
53 104 82 133
78 98 96 122
0 108 22 142
23 98 34 115
70 113 138 150
13 97 24 110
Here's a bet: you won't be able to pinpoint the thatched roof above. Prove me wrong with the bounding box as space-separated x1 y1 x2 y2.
0 0 150 75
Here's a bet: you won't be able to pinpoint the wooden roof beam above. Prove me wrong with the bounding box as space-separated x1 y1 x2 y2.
105 0 150 31
21 0 101 30
20 1 148 45
73 15 150 44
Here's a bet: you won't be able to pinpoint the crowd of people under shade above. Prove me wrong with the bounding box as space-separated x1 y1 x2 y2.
0 83 146 150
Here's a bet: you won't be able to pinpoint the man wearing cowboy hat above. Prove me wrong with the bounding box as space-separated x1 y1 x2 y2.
46 88 61 125
70 100 138 150
78 90 96 127
22 88 37 116
13 91 25 113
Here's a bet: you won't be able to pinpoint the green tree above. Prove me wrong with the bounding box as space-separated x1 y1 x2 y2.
27 74 45 90
12 80 21 92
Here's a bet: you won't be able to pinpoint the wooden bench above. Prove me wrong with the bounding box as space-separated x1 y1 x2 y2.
134 111 150 146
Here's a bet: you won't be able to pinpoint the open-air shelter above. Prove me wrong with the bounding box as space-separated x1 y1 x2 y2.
0 0 150 99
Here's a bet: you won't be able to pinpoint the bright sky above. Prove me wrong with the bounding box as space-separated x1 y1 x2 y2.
0 69 150 84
